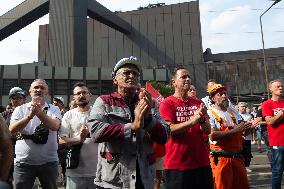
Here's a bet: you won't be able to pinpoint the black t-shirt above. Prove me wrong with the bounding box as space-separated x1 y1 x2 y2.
256 108 267 129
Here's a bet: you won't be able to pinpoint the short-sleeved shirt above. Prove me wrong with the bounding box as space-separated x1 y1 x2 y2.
239 113 252 140
11 102 62 165
159 96 210 170
208 107 240 144
262 99 284 146
60 108 98 177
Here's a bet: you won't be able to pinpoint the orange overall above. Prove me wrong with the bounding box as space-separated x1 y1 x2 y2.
209 109 249 189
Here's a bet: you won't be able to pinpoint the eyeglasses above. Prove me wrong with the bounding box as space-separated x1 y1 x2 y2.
73 91 90 96
116 70 140 78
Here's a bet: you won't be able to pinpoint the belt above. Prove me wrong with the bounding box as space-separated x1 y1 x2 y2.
210 150 243 158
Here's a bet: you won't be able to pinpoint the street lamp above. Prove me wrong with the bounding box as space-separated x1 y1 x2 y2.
260 0 281 99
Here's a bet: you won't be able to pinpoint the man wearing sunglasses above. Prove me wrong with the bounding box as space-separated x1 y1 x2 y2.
89 56 170 189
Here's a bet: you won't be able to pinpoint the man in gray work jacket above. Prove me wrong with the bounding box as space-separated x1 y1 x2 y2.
89 56 170 189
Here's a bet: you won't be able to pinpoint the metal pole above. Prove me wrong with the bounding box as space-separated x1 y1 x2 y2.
259 0 281 98
260 15 270 98
260 0 281 99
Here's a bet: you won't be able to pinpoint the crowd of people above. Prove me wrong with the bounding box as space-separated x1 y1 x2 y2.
0 56 283 189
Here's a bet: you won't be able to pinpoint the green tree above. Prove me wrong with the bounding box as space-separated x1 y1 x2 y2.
148 81 174 97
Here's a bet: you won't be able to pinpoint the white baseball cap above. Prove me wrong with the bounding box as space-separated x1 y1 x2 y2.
53 96 64 105
112 56 141 78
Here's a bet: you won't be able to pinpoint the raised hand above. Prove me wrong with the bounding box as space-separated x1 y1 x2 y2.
79 125 90 142
138 88 152 118
132 99 149 131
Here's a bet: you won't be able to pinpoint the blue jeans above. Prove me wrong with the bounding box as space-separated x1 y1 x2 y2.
66 176 97 189
13 161 58 189
271 146 284 189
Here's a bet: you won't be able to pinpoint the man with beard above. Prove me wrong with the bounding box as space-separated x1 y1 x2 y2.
59 82 98 189
9 79 62 189
262 79 284 189
207 83 253 189
159 67 213 189
88 56 170 189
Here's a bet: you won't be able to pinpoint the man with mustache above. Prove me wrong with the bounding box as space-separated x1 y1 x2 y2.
9 79 62 189
159 67 213 189
262 79 284 189
59 82 98 189
88 56 170 189
207 83 252 189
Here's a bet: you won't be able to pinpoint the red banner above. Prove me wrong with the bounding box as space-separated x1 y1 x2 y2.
145 81 164 105
145 81 166 158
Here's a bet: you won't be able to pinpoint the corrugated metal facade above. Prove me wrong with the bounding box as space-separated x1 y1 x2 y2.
38 1 203 68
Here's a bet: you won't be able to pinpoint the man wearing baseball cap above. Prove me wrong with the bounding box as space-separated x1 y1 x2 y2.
207 83 252 189
53 96 65 116
89 56 170 189
2 87 26 126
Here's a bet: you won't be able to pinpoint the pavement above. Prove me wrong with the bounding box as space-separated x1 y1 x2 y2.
248 144 284 189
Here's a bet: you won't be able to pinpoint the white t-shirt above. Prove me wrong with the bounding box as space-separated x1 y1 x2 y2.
60 108 98 177
207 107 240 144
11 102 62 165
201 96 241 120
239 112 252 140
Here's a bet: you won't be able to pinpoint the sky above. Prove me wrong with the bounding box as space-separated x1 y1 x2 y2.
0 0 283 65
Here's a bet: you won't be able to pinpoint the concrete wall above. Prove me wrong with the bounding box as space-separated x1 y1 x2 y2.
1 55 283 106
0 64 174 106
38 1 203 68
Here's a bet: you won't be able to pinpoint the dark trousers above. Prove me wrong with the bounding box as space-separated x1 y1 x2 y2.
13 161 58 189
243 140 252 167
165 166 213 189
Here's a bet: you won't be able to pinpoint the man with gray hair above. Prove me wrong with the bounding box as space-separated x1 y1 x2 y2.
89 56 170 189
9 79 62 189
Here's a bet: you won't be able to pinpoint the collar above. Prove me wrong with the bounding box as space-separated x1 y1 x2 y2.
110 92 139 104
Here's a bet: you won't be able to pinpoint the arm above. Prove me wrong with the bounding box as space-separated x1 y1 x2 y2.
265 110 284 126
9 106 33 134
59 112 89 146
210 122 251 141
36 110 60 131
0 117 13 181
168 105 207 135
167 117 199 135
0 138 13 182
89 97 132 143
9 115 33 134
143 102 170 144
200 119 211 135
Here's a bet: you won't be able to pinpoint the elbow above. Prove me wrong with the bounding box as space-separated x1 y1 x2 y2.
209 132 218 141
9 126 17 135
50 124 60 131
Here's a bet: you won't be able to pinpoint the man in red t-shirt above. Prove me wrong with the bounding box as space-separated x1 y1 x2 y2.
262 79 284 189
159 67 213 189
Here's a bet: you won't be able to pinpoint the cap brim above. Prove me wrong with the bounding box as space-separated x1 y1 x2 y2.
210 86 228 96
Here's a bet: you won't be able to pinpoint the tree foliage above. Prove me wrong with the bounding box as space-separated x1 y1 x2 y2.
148 81 174 97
